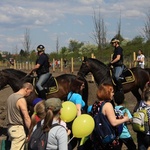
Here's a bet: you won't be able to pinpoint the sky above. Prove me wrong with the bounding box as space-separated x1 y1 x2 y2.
0 0 150 54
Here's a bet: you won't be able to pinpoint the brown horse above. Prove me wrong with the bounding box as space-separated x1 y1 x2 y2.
0 68 88 114
77 58 150 110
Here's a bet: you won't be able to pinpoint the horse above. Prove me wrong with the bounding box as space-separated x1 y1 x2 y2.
77 57 150 110
0 68 88 114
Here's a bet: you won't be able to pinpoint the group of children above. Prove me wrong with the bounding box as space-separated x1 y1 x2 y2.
28 81 150 150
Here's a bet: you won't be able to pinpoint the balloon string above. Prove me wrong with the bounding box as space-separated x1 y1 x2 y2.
68 136 75 144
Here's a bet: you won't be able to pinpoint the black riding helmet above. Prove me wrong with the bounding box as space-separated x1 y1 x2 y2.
37 45 45 52
110 38 120 44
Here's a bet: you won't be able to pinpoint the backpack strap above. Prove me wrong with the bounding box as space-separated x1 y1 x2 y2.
37 120 42 128
99 101 107 114
51 123 61 128
51 123 65 130
68 92 73 101
119 106 125 111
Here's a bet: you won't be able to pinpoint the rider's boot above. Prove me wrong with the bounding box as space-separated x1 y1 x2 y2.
39 90 46 100
116 79 124 93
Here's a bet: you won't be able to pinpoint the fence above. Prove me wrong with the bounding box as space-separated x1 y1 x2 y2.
0 52 149 73
0 57 79 73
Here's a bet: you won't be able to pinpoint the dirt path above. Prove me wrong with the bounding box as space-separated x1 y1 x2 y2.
0 72 138 149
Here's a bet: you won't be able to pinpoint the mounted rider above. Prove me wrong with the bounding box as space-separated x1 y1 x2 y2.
30 45 51 99
109 38 124 93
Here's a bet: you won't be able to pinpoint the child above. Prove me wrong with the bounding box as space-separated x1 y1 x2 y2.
137 82 150 150
114 92 136 150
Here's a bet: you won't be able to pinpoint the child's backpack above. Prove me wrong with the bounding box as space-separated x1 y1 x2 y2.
28 121 60 150
91 101 116 145
132 106 149 133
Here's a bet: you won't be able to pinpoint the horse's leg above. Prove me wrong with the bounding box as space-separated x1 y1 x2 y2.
131 88 142 112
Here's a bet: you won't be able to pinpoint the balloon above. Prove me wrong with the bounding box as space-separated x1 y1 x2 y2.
72 114 95 138
60 101 77 122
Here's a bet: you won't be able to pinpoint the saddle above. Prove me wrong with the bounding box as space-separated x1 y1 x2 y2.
110 66 135 86
33 75 59 95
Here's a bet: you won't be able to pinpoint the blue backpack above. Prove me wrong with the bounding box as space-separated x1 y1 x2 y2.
91 101 116 145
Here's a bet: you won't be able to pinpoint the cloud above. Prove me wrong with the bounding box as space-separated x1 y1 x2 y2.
0 0 150 52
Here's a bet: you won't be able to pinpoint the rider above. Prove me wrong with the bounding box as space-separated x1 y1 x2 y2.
109 38 124 93
30 44 51 99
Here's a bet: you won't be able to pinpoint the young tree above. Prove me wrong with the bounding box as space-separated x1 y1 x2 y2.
68 40 84 52
143 9 150 41
22 28 31 54
56 36 59 55
114 11 124 42
92 9 107 51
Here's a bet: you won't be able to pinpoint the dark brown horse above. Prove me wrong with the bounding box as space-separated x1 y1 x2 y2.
77 58 150 110
0 68 88 113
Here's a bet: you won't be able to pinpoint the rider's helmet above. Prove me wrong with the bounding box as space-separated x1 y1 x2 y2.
110 38 120 44
37 45 45 52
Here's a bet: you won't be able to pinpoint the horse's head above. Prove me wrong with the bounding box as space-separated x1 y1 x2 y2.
78 57 112 85
0 71 9 90
0 69 28 92
77 57 91 77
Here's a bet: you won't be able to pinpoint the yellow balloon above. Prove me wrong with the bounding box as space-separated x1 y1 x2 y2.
60 101 77 122
72 114 95 138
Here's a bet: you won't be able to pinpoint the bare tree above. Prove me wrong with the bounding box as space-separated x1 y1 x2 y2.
143 10 150 41
114 11 124 41
22 28 31 53
56 36 59 54
92 9 107 51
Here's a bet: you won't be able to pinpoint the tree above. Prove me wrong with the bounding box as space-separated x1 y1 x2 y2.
68 40 84 52
60 46 68 58
56 36 59 54
114 11 124 42
92 9 107 51
0 53 2 61
22 28 31 54
132 36 144 45
143 10 150 41
29 50 37 62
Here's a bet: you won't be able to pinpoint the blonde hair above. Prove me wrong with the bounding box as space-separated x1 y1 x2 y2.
22 82 33 90
29 100 46 136
34 100 46 119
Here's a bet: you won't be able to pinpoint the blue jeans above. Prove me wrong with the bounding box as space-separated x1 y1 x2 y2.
114 66 124 80
36 72 50 91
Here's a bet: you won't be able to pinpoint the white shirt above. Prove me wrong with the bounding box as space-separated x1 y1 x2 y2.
137 54 145 65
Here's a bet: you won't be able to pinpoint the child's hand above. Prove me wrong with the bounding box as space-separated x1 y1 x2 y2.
67 129 71 135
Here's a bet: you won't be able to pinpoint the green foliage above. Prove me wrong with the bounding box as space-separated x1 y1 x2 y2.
69 40 84 52
59 46 69 58
49 52 59 60
2 35 150 67
0 53 2 61
29 50 37 62
20 49 29 57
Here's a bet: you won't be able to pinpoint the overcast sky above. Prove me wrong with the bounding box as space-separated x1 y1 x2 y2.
0 0 149 54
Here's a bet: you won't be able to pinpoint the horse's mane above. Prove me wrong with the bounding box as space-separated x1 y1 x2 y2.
87 58 108 71
2 69 27 77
